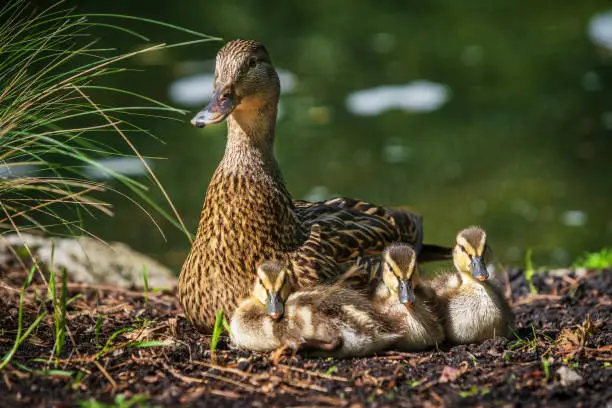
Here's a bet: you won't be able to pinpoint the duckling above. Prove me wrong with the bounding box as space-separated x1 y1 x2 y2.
230 260 301 352
428 226 514 344
370 244 444 350
230 260 400 356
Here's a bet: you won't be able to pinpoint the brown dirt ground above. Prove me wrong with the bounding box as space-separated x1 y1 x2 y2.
0 259 610 408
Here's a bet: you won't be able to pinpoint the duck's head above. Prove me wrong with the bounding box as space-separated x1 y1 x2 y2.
253 260 293 320
192 39 280 128
382 244 419 308
453 226 491 281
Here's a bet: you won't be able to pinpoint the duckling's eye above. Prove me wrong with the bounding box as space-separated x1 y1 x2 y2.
458 245 470 257
248 57 257 69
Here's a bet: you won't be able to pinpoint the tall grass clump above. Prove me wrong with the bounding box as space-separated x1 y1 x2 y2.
0 1 218 239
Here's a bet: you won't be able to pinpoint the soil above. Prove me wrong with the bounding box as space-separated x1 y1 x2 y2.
0 259 610 408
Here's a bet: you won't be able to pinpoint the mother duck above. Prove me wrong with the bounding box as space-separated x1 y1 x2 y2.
178 39 449 331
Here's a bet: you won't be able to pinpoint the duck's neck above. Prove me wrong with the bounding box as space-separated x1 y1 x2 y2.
199 100 304 252
221 101 277 172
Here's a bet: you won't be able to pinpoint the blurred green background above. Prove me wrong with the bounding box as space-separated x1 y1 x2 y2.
69 0 611 270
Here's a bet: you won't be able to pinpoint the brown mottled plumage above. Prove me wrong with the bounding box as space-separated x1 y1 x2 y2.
178 39 449 332
428 226 515 344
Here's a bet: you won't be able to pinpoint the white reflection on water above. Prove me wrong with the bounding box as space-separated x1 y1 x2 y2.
169 73 215 107
588 10 612 51
346 80 451 116
561 210 587 227
85 157 150 180
0 164 38 178
169 68 297 106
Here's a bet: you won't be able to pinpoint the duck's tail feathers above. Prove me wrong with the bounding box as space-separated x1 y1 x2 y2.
418 244 453 263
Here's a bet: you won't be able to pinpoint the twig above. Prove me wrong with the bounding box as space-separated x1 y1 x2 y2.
165 364 259 393
296 394 349 406
3 372 12 390
278 364 349 382
370 354 407 360
515 294 562 306
430 391 445 407
192 360 259 379
379 350 425 358
209 389 242 399
283 380 328 393
94 360 116 390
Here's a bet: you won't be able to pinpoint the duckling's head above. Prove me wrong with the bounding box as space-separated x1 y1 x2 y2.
453 226 491 281
382 244 418 307
192 39 280 127
253 260 293 320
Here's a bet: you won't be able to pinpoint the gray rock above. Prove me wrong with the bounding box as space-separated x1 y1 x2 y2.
0 233 176 289
556 366 583 387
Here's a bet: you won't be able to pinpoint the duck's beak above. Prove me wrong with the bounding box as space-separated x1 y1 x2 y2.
266 292 284 320
471 256 489 281
398 279 415 307
191 85 237 128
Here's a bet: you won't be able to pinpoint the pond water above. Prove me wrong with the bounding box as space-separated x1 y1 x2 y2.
75 0 612 271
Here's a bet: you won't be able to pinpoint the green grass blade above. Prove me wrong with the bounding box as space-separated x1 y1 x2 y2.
210 310 224 354
0 265 47 370
68 13 221 40
142 265 149 309
524 248 537 294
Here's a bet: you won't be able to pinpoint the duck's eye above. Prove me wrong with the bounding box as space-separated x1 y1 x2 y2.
248 57 257 69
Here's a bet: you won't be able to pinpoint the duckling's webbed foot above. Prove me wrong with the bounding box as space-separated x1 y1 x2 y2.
270 344 300 365
300 336 343 352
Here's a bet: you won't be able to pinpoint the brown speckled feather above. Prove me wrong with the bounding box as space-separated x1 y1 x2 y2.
295 197 423 253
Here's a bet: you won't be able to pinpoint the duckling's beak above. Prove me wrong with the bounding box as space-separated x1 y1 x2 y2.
191 85 237 128
471 256 489 281
398 280 415 307
266 292 284 320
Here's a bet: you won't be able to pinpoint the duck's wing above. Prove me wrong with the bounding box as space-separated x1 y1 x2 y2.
334 255 383 292
294 197 451 262
284 224 342 286
294 198 419 258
